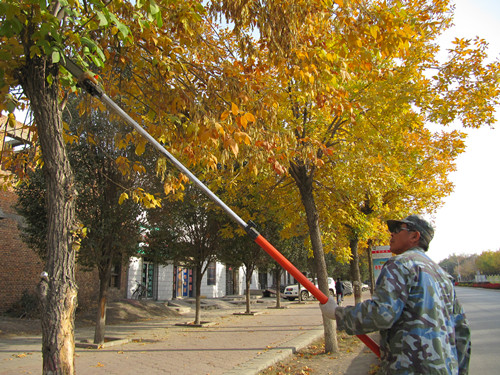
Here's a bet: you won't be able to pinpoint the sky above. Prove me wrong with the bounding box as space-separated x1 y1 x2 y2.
425 0 500 262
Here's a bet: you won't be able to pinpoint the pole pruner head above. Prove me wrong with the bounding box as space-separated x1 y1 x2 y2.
62 57 104 98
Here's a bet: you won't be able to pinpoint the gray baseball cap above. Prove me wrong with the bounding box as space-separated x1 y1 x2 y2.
387 215 434 246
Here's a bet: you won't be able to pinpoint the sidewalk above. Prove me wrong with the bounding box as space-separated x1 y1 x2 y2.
0 296 376 374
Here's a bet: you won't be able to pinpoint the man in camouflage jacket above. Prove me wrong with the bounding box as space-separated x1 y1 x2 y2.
320 215 471 374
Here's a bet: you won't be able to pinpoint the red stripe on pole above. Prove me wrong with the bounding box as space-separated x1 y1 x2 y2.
358 334 381 358
254 234 381 358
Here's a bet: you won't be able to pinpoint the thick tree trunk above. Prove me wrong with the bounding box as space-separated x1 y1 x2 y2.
349 237 362 305
289 162 338 353
303 194 337 353
19 55 77 374
94 262 112 345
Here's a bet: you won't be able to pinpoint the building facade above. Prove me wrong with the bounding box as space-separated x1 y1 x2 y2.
125 257 275 301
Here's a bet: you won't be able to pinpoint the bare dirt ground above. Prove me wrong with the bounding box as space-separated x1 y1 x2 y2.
0 297 271 337
0 299 182 338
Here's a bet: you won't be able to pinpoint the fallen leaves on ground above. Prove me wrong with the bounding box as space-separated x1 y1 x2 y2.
12 352 32 359
258 332 372 375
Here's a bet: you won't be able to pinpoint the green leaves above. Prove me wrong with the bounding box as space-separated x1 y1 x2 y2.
0 6 23 36
106 12 130 39
96 11 108 27
149 0 160 16
80 37 105 67
51 50 60 63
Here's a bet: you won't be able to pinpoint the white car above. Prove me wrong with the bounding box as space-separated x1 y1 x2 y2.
283 277 336 301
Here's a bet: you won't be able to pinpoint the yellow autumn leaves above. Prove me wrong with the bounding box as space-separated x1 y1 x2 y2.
218 102 255 158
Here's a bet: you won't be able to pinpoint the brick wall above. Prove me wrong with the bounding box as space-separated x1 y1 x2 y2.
0 189 43 313
76 266 128 312
0 189 127 313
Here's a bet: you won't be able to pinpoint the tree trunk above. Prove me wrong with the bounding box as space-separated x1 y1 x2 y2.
274 268 281 308
194 265 203 325
289 162 338 353
19 55 77 374
245 265 253 314
94 261 113 345
349 237 362 305
367 240 375 295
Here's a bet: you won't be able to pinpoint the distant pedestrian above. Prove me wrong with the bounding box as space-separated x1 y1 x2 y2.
335 278 344 305
320 215 471 374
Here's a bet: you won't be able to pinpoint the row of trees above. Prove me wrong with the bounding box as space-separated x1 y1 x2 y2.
2 0 499 373
18 95 355 335
476 250 500 275
439 249 500 281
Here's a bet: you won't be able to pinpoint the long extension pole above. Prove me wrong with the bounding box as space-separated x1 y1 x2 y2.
64 58 380 358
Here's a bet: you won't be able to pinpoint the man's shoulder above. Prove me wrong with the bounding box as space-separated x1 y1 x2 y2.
394 248 432 265
384 249 438 276
392 248 453 285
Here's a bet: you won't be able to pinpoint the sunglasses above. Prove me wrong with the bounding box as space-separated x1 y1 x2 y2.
391 226 415 234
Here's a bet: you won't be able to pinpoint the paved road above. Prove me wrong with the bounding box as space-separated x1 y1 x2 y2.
456 286 500 373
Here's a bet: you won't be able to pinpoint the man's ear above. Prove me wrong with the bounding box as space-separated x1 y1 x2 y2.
412 230 421 243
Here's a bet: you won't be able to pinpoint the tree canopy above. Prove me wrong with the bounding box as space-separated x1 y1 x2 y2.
475 250 500 275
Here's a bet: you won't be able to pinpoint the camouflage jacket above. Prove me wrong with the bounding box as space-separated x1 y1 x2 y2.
335 248 471 374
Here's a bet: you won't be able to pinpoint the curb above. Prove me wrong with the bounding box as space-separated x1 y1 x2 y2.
222 325 324 375
75 337 130 349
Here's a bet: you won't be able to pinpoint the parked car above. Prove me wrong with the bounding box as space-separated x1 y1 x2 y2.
283 277 336 301
342 281 369 295
342 281 353 295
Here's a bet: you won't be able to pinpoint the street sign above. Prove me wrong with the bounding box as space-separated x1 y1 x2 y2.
372 246 392 282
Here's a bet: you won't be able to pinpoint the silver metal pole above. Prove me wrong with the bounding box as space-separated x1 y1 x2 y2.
100 93 248 229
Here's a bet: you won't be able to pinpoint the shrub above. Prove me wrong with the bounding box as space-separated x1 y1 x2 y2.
7 290 40 319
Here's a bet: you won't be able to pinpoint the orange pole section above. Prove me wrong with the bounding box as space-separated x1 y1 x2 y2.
254 234 327 303
254 234 381 358
357 334 381 358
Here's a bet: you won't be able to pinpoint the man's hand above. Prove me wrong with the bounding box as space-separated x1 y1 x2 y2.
320 296 338 319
